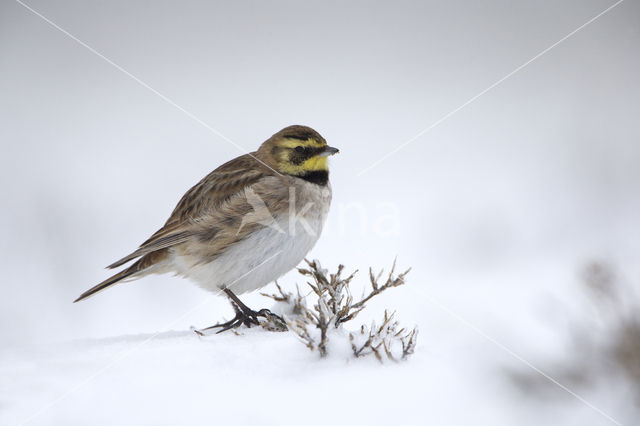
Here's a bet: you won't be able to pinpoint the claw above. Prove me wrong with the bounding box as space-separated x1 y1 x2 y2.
194 288 288 335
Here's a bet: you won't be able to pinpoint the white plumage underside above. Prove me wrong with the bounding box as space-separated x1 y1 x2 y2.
170 182 331 295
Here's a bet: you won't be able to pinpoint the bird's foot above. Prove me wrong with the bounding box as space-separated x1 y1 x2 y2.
194 299 287 335
194 307 259 335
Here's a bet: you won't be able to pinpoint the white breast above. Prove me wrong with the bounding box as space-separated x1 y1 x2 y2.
172 181 331 295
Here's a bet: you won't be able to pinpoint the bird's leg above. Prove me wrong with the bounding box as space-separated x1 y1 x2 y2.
222 289 263 324
194 288 286 335
223 289 286 331
194 301 246 335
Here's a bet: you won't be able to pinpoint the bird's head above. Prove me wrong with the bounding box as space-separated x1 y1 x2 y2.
257 125 339 184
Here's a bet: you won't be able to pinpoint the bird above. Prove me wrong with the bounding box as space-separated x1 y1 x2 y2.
74 125 339 333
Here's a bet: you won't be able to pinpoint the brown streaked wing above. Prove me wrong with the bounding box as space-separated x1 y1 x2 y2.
175 174 290 264
163 153 272 226
106 223 194 269
107 153 275 269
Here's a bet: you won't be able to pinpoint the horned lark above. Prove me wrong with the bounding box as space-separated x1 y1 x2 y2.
75 125 339 332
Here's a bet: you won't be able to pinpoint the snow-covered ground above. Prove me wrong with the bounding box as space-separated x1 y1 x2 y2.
0 315 623 426
2 1 639 425
3 328 512 426
1 259 637 425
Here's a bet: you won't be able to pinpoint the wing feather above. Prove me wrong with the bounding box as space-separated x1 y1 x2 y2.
106 154 274 269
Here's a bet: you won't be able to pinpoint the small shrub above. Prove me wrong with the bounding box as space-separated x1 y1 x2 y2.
508 261 640 414
262 259 417 361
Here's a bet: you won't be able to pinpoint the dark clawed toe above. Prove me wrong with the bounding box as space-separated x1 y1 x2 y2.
195 310 262 335
194 314 242 335
196 309 288 334
196 289 288 334
257 308 284 322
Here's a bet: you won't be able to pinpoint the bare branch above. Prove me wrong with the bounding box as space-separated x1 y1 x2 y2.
262 259 417 361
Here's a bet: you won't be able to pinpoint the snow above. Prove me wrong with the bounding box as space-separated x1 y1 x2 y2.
2 0 639 424
0 277 630 426
1 328 506 426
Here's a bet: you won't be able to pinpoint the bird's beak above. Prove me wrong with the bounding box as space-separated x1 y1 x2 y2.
318 146 340 157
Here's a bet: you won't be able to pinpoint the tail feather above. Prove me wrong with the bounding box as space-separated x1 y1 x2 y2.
73 268 136 303
74 249 168 303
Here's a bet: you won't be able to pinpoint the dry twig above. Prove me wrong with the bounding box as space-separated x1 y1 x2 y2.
263 259 417 361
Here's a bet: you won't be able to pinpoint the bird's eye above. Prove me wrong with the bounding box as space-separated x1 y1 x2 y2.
295 146 305 153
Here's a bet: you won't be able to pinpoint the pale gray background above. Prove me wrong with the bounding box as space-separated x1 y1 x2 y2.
1 0 639 424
